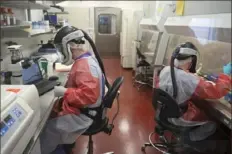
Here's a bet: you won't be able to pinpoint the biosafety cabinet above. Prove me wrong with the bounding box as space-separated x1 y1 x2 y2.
163 13 231 73
134 4 175 70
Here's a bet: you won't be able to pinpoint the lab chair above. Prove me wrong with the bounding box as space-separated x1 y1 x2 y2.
63 77 124 154
133 47 152 91
141 88 214 154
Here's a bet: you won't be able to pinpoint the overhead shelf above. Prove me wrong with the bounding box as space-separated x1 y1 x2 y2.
30 29 53 37
1 26 54 38
1 1 50 10
0 24 31 30
47 11 69 15
164 13 231 43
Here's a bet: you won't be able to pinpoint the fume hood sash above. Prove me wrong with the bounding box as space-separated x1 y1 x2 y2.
140 18 159 31
164 13 231 43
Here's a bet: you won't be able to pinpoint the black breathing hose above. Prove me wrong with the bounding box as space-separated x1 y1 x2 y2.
170 55 178 99
81 29 111 89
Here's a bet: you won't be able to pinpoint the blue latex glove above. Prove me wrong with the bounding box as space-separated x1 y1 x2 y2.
223 62 232 75
204 73 218 82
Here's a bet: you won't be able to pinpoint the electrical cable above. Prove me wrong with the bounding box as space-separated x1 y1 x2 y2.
111 93 120 125
170 51 178 99
148 132 171 154
80 29 110 89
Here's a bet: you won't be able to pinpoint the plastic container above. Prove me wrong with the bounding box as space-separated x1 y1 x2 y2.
44 20 49 30
1 8 8 26
38 21 42 29
0 8 4 25
34 21 39 29
32 21 36 29
7 8 16 25
5 8 11 25
47 62 54 77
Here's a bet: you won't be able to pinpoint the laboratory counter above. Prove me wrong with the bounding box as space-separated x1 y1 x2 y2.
193 97 231 130
192 97 232 146
23 72 68 154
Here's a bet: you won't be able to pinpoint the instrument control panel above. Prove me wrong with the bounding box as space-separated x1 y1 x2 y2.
1 103 27 144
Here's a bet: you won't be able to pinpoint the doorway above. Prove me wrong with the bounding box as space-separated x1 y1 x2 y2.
94 7 122 57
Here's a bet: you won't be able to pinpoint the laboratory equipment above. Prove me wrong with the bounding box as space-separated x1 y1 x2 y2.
3 71 12 84
139 3 174 66
7 8 16 25
1 7 7 26
7 45 23 64
7 63 22 78
1 85 40 154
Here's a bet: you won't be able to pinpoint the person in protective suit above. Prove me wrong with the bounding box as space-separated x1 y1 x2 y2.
40 26 105 154
154 42 231 153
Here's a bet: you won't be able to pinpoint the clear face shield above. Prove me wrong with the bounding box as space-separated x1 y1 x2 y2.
54 43 64 63
54 43 73 66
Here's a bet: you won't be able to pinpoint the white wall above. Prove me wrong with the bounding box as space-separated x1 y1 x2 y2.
183 1 231 16
57 1 144 10
143 1 156 18
58 8 90 30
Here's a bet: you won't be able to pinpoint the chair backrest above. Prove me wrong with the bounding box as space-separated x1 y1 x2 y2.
103 76 124 108
81 77 124 134
153 88 181 121
136 47 146 60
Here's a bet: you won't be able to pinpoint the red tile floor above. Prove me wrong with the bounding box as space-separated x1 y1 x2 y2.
72 58 158 154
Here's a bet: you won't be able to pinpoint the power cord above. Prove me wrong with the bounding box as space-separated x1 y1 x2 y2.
149 132 171 154
111 91 120 125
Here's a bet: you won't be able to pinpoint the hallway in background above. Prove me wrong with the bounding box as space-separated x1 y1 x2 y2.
73 57 157 154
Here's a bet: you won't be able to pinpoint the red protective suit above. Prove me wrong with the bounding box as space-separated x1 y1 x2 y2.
57 52 104 116
183 73 231 121
41 52 104 154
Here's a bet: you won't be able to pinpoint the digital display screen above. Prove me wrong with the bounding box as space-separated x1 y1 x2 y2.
0 122 6 129
22 63 42 84
4 115 13 123
0 122 8 136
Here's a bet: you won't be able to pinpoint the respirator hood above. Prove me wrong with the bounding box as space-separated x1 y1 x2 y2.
54 26 84 65
53 25 110 88
170 42 198 99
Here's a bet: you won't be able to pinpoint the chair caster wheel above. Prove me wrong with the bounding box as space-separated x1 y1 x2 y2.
141 146 146 152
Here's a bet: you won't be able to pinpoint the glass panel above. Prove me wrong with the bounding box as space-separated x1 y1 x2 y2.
98 14 116 34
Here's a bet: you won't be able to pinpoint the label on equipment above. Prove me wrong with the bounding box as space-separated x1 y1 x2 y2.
6 88 21 93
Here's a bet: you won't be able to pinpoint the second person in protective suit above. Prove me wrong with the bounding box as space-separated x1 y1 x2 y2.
154 42 231 153
40 26 105 154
